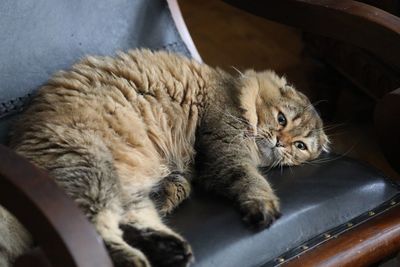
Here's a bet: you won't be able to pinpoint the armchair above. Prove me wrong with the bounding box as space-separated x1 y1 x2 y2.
0 0 399 266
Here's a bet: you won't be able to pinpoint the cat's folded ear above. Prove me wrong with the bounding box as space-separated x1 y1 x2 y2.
240 70 289 101
234 69 288 136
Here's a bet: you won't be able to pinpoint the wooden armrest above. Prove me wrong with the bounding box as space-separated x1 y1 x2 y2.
223 0 400 69
374 88 400 173
0 145 112 267
284 205 400 267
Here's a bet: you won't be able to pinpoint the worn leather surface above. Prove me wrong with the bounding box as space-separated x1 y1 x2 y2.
0 0 190 143
0 0 190 117
169 156 399 267
0 1 399 267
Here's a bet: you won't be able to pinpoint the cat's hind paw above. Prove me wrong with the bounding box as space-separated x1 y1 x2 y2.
150 172 191 216
121 224 193 267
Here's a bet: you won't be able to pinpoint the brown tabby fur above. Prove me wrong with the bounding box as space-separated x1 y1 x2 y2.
7 49 329 267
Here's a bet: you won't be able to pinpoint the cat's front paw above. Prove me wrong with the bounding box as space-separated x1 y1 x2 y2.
239 195 280 230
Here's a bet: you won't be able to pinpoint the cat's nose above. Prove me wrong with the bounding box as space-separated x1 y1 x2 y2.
276 138 284 147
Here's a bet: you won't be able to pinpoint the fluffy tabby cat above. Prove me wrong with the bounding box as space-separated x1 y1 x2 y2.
6 49 329 267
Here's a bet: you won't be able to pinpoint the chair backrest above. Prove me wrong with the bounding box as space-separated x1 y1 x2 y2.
0 1 198 266
0 0 195 143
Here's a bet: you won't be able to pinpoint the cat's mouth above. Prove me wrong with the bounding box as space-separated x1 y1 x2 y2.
255 137 281 165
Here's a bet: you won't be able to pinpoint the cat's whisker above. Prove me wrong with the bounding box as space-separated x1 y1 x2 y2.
311 99 328 107
325 131 349 137
321 122 348 131
230 66 245 77
303 99 328 113
263 154 283 174
288 165 294 175
227 131 245 150
302 161 316 166
214 106 251 127
263 163 274 173
309 142 358 164
228 128 255 150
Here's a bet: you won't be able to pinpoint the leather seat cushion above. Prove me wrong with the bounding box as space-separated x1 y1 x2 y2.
168 156 400 267
0 0 191 137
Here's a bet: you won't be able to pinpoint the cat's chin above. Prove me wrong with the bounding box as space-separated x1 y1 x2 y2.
258 145 276 167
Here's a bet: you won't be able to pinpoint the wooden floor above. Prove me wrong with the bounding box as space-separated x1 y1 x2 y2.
179 0 400 180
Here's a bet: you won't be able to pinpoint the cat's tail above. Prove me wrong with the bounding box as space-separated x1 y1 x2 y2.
0 206 32 267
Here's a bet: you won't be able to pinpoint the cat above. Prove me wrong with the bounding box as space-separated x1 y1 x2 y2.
5 49 329 267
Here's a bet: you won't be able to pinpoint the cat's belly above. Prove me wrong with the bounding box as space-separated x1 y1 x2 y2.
110 133 194 196
102 105 194 196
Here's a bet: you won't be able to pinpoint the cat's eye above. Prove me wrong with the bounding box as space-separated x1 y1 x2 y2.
294 141 307 150
277 112 287 127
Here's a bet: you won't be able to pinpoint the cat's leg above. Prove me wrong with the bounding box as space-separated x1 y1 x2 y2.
196 128 280 230
49 147 151 267
198 154 280 229
150 171 191 216
95 206 149 267
120 198 193 267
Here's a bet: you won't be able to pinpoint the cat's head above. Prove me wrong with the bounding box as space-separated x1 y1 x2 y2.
237 70 329 166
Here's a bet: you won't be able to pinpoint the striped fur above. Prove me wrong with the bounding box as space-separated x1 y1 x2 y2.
3 49 328 266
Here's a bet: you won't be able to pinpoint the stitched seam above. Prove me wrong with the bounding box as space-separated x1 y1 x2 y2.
0 45 189 121
163 0 192 58
161 42 179 50
261 193 400 267
0 94 32 120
